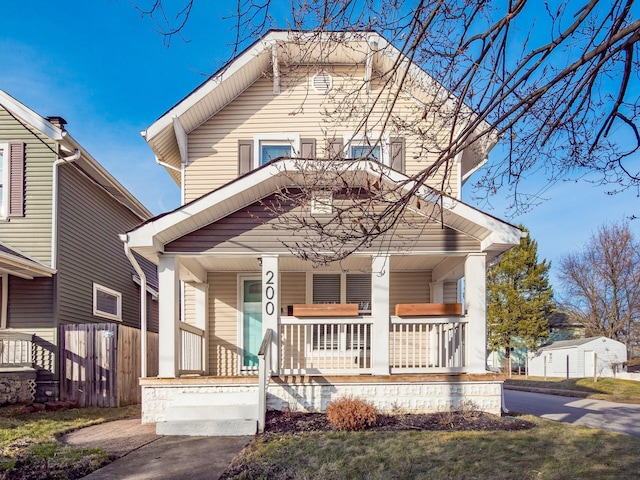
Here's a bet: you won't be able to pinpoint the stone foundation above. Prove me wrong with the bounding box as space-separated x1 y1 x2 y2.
0 371 37 405
141 377 503 423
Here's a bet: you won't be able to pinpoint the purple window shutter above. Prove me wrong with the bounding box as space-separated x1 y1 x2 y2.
8 142 25 217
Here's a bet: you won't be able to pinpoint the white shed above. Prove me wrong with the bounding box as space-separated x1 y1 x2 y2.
528 337 627 378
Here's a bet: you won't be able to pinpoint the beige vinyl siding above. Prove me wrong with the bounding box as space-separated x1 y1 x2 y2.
7 276 54 328
183 283 196 325
56 164 143 328
0 107 55 266
166 193 481 254
443 281 459 303
280 272 306 315
185 65 457 202
208 272 239 376
389 271 431 316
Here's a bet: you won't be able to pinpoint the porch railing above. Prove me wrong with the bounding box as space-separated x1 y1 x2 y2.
178 322 205 375
279 317 373 375
0 331 34 368
257 328 273 433
390 317 467 373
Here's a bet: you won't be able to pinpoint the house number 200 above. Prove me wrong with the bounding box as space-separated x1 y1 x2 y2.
264 270 275 316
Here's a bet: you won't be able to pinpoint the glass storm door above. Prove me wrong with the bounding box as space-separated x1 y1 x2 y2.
242 278 262 369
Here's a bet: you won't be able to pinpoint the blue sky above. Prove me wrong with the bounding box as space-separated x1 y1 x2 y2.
1 2 638 296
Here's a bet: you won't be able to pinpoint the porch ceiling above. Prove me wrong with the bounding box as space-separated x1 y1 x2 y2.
177 253 457 277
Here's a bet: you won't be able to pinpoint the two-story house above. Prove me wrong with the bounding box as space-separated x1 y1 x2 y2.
124 31 523 436
0 90 158 404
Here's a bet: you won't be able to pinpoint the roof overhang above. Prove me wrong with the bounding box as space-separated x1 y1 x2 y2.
0 243 56 279
125 159 523 264
142 30 495 181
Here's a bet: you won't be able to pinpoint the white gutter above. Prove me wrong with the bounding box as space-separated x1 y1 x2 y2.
51 149 81 269
121 234 148 378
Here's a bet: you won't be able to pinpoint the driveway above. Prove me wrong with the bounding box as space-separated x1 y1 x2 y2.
504 389 640 437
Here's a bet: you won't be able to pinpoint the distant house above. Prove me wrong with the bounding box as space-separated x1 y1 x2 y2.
528 337 627 378
124 30 523 436
0 90 158 404
547 312 585 342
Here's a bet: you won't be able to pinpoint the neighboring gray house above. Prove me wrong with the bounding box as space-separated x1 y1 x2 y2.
528 337 627 378
0 90 158 402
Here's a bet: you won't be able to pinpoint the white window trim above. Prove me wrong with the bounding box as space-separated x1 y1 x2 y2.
93 283 122 321
0 143 9 220
253 134 300 168
343 132 389 165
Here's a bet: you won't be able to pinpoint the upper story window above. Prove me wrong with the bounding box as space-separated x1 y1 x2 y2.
93 283 122 321
344 133 389 165
253 134 300 168
0 145 6 218
0 142 25 219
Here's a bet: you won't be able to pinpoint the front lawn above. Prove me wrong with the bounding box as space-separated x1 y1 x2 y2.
506 376 640 402
0 404 140 479
222 417 640 479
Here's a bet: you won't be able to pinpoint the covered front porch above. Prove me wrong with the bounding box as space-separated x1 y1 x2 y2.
157 251 489 378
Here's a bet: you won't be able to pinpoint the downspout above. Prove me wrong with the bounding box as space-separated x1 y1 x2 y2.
51 149 81 269
121 235 148 378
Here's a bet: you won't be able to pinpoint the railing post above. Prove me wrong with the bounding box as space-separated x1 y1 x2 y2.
258 328 273 433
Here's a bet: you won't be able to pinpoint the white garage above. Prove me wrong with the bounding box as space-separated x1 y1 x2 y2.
528 337 627 378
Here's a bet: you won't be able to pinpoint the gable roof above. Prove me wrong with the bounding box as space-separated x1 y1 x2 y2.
142 30 494 185
124 159 523 264
0 89 152 221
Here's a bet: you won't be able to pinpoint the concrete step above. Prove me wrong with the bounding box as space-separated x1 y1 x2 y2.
156 419 257 436
165 404 258 421
169 389 258 407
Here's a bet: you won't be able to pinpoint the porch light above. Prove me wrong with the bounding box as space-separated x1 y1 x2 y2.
257 257 262 267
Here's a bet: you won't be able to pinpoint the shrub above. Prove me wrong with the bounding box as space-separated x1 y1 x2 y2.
326 396 377 431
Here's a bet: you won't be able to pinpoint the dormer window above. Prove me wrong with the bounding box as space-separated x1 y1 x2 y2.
350 144 381 161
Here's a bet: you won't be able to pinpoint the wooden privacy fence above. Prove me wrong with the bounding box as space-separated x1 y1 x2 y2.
60 323 158 407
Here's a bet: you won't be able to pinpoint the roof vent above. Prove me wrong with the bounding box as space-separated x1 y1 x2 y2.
312 71 333 94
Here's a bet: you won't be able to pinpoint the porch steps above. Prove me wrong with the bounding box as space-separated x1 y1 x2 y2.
157 418 257 436
157 404 259 436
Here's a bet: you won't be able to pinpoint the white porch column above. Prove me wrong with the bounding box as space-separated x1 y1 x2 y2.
261 255 279 372
158 255 180 378
192 282 209 375
464 253 487 374
372 255 390 375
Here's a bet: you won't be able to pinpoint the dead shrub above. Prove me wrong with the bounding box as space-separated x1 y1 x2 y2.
326 396 377 431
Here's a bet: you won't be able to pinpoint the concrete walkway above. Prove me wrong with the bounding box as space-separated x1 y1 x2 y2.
61 418 252 479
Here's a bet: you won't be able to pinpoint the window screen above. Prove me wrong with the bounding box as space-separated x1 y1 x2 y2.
312 274 341 304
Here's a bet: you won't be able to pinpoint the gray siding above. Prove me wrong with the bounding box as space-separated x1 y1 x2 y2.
56 164 146 329
7 276 54 329
166 193 481 254
0 107 55 266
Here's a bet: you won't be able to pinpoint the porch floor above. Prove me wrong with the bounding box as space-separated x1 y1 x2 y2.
140 372 505 386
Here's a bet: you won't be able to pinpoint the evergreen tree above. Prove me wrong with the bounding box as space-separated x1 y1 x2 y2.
487 227 554 374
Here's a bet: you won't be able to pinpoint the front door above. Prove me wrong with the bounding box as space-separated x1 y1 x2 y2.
241 278 262 370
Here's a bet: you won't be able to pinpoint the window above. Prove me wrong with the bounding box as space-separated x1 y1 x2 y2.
0 144 7 218
309 273 372 350
344 133 389 165
253 134 300 168
93 283 122 321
